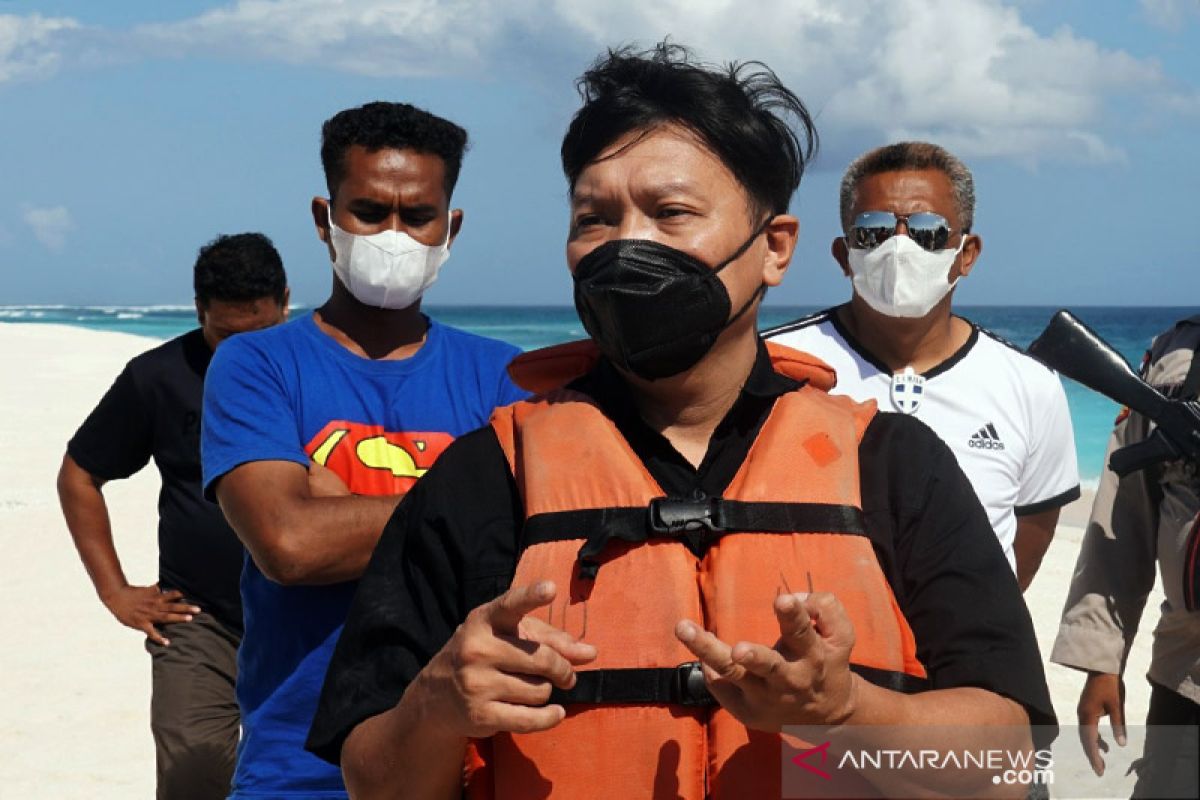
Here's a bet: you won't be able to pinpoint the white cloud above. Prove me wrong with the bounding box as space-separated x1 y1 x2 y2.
122 0 1193 165
1140 0 1200 30
3 1 1195 166
22 206 75 251
0 13 80 83
130 0 537 77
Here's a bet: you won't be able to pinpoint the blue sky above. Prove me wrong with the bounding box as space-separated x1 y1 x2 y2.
1 0 1197 308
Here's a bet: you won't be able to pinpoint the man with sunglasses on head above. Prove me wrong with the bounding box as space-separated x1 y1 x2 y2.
767 142 1080 592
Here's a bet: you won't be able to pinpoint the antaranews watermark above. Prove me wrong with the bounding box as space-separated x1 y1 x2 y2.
782 724 1197 798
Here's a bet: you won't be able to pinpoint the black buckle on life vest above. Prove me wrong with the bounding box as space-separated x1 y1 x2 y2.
673 661 714 706
649 497 720 533
649 497 724 557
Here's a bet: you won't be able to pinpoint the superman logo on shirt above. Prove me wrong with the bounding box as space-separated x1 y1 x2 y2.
305 421 454 496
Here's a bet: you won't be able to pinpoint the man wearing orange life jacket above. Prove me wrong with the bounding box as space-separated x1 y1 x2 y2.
307 44 1056 798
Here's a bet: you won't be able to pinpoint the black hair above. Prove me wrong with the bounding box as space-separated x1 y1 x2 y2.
840 141 975 233
320 101 469 198
561 42 818 216
193 232 287 306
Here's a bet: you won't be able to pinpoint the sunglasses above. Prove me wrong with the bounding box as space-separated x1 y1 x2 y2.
848 211 957 253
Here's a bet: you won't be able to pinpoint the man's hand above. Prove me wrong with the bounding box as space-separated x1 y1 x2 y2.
101 584 200 646
307 460 350 498
416 581 597 739
675 591 857 731
1077 671 1126 776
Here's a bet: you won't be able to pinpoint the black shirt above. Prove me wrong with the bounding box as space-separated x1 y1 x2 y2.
68 328 244 633
307 344 1055 763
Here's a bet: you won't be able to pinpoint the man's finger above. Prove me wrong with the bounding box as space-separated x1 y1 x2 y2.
731 641 788 680
487 672 556 707
1077 718 1105 777
160 601 200 616
159 588 185 601
804 592 856 651
520 616 598 665
1106 695 1127 747
143 623 169 647
774 593 819 658
676 620 744 682
486 581 557 633
488 701 567 735
491 636 579 690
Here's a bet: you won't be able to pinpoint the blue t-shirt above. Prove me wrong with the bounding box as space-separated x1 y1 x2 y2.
201 313 525 798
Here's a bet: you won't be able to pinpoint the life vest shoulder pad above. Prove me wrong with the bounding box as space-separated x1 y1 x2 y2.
505 339 838 394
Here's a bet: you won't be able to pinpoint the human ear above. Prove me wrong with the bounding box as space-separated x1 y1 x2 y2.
761 214 800 287
953 234 982 280
447 208 464 248
312 197 336 262
831 237 852 278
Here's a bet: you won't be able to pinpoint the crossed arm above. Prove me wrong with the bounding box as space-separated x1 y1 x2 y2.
214 459 401 586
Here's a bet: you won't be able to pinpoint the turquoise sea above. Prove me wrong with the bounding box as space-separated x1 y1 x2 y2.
3 303 1195 483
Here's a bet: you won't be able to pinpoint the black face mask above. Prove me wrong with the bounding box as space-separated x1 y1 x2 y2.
572 219 771 381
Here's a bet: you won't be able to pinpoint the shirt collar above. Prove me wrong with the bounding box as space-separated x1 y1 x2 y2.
746 337 802 398
573 336 800 413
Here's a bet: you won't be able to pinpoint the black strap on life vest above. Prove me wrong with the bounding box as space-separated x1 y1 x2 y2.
547 661 928 708
522 498 867 579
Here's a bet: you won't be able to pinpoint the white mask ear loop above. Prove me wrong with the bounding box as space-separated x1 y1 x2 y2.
946 235 968 289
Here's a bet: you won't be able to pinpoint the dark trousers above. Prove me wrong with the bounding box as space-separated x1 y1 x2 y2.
1131 680 1200 799
145 612 240 800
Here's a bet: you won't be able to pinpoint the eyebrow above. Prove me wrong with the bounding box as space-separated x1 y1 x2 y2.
346 198 439 213
571 178 704 205
649 178 702 196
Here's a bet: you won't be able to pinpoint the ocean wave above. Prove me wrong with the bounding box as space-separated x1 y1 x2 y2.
0 304 193 315
0 304 70 311
116 312 144 319
124 304 195 312
89 304 192 314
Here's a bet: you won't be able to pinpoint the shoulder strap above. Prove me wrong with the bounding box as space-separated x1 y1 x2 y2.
506 339 839 394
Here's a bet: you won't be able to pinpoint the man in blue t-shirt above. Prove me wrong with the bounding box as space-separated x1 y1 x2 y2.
202 102 526 799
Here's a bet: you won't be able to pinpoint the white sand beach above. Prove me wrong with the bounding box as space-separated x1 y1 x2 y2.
0 322 1164 797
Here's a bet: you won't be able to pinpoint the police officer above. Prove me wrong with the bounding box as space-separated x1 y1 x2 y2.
1052 314 1200 798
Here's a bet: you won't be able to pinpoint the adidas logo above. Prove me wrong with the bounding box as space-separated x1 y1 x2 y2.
968 423 1005 451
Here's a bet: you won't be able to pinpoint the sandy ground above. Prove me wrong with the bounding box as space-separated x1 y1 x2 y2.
0 322 1165 797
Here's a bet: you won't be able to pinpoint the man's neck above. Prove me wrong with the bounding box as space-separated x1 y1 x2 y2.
314 283 429 361
626 327 759 468
837 296 970 374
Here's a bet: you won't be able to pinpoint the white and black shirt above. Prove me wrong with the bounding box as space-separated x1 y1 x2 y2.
766 306 1081 571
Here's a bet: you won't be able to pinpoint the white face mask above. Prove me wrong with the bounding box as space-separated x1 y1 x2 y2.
846 233 965 318
327 208 452 310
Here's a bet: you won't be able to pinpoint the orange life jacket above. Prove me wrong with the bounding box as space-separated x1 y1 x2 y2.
468 341 926 799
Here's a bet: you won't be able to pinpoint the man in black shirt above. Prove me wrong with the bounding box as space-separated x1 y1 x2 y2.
57 233 288 800
309 45 1055 798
